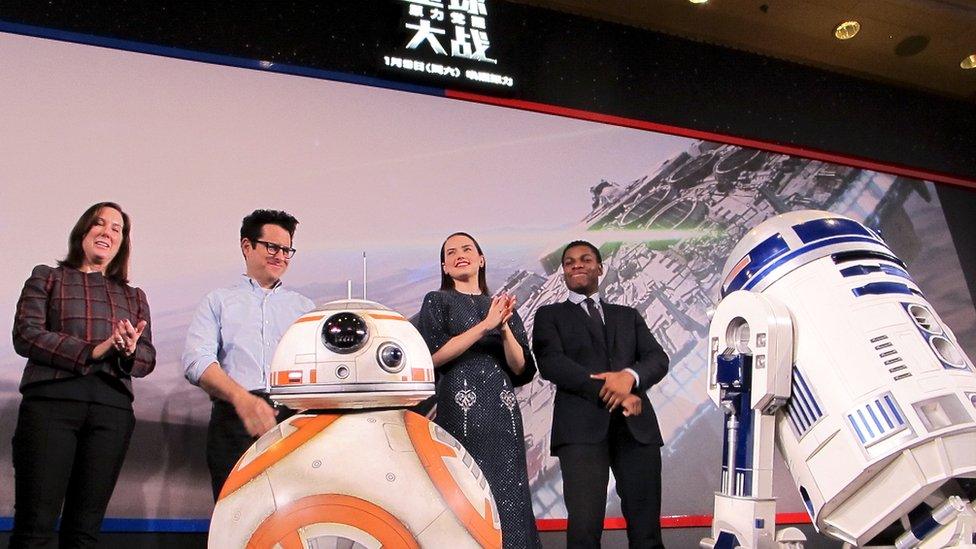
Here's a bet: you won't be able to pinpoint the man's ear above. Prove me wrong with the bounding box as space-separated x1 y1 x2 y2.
597 263 604 276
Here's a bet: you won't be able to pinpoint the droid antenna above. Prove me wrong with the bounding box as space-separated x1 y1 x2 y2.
346 280 352 300
363 252 368 300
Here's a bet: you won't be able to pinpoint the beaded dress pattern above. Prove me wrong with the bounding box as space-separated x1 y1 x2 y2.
417 290 541 549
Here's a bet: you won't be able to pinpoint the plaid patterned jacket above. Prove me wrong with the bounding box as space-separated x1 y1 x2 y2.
12 264 156 396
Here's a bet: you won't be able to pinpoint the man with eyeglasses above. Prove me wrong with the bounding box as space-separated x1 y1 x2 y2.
182 209 315 501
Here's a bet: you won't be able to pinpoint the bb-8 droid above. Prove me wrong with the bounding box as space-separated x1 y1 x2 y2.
209 300 501 548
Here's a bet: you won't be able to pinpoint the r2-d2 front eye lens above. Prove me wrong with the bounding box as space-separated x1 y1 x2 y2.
377 343 405 373
322 313 369 354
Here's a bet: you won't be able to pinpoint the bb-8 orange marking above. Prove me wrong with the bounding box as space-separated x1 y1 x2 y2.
218 414 341 501
404 412 501 549
247 494 420 549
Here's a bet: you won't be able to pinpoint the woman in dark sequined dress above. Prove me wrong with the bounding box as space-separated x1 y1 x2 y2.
417 232 541 549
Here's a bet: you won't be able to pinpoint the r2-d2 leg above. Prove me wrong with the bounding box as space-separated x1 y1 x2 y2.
890 495 976 549
701 291 803 549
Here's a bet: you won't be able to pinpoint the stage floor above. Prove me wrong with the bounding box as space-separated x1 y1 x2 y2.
1 524 844 548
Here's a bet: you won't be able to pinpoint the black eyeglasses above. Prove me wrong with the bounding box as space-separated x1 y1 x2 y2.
254 240 296 259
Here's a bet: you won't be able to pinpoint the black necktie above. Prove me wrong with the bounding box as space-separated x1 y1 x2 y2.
584 297 608 352
583 297 609 358
584 297 604 325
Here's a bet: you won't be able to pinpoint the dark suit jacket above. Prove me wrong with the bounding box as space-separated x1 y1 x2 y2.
533 299 669 453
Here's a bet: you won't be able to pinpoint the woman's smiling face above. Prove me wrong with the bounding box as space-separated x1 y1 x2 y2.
442 233 484 283
80 206 125 270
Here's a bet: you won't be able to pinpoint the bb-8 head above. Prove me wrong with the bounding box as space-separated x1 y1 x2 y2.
269 299 435 410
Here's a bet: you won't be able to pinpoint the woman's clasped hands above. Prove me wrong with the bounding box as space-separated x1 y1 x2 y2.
111 319 147 357
481 293 517 334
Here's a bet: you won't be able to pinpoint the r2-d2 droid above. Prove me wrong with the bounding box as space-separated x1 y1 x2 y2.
701 210 976 548
209 300 502 548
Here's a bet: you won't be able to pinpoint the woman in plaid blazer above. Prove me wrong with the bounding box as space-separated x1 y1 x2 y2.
9 201 156 548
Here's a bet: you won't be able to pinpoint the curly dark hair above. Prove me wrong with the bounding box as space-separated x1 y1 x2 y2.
240 209 299 244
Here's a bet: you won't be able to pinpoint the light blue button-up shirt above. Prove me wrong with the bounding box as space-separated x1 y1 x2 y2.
182 275 315 392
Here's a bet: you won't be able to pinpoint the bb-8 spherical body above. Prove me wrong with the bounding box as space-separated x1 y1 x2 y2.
208 300 502 548
209 409 501 548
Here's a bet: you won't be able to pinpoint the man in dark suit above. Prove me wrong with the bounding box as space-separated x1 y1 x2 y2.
533 240 669 548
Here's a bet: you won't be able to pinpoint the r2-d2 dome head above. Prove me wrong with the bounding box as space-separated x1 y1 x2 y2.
722 210 900 297
269 299 435 410
717 210 976 546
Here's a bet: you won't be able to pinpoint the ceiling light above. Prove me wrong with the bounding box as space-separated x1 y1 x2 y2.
688 0 708 4
834 20 860 40
962 54 976 70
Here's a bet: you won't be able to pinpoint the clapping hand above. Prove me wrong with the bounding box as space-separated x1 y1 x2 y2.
112 319 147 358
500 294 517 333
482 293 516 332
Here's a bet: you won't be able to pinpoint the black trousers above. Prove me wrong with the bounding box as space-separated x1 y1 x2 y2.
206 395 294 501
10 398 135 549
556 414 664 549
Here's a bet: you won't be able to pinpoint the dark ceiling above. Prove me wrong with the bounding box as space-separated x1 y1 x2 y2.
508 0 976 102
